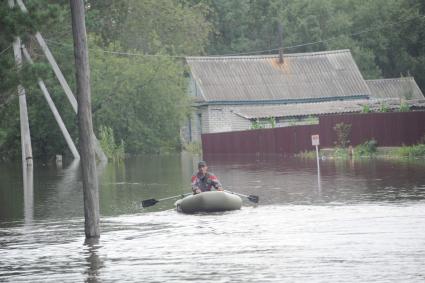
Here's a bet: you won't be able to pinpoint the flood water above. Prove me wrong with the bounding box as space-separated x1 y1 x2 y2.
1 153 425 282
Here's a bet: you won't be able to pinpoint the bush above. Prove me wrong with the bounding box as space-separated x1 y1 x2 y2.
362 104 370 113
184 142 202 154
333 147 350 158
295 150 316 159
251 119 264 129
355 139 378 156
394 144 425 158
379 103 389 112
399 102 410 112
99 125 125 162
333 122 351 148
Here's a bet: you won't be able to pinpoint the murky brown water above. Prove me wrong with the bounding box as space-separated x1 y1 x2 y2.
1 154 425 282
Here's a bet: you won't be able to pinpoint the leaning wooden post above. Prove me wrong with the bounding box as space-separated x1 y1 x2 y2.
8 0 33 167
22 45 80 160
16 0 107 163
70 0 100 238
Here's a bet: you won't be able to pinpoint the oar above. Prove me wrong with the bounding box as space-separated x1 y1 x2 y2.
142 193 192 208
224 190 259 203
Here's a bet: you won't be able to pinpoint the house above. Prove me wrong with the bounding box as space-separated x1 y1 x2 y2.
182 49 425 143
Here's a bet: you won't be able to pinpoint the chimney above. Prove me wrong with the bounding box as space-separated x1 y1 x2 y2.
277 23 284 64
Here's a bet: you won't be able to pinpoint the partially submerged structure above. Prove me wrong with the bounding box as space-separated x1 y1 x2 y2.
183 49 425 143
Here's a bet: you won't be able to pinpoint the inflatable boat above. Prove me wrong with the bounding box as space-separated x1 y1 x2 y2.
174 191 242 213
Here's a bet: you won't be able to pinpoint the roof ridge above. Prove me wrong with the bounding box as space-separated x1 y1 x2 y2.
186 49 351 61
366 77 415 82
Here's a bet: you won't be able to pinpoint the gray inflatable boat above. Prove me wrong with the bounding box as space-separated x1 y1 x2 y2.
175 191 242 213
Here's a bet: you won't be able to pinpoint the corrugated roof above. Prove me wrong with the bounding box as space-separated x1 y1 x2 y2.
186 49 371 103
232 99 425 119
367 77 424 100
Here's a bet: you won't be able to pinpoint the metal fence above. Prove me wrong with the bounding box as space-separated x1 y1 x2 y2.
202 111 425 155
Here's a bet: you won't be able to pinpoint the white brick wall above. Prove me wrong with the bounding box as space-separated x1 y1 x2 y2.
206 105 251 133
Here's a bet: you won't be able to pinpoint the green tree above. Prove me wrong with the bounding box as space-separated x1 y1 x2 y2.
89 42 191 154
86 0 212 55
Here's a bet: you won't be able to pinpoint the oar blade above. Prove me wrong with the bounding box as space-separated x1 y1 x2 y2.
142 198 158 208
247 195 259 203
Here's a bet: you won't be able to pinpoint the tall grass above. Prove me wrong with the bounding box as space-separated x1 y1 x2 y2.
99 125 125 162
355 139 377 157
392 144 425 158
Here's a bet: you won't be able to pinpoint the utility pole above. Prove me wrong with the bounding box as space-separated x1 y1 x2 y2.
70 0 100 238
16 0 107 163
8 0 33 167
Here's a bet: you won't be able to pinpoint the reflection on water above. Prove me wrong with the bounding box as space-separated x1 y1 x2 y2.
1 154 425 282
84 238 103 283
23 166 33 225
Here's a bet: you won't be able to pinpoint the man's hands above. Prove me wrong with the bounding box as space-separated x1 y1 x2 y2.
194 187 222 194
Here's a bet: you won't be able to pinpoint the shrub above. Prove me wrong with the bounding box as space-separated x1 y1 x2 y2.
399 102 410 112
99 125 125 162
355 139 378 156
268 117 276 128
184 142 202 154
379 103 389 112
394 144 425 158
295 150 316 159
333 122 351 148
251 119 264 129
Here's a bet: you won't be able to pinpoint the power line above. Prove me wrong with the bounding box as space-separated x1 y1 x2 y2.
0 45 12 57
43 13 425 58
44 39 189 58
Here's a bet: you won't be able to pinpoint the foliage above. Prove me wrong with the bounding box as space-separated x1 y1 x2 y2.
206 0 425 90
250 117 276 129
90 41 191 154
250 119 265 130
355 139 378 156
305 116 319 125
393 144 425 158
379 103 390 112
1 0 425 159
85 0 213 55
268 117 276 128
0 0 202 159
399 101 410 112
333 147 350 159
295 150 316 159
333 122 352 148
361 104 371 113
183 142 202 154
99 125 125 162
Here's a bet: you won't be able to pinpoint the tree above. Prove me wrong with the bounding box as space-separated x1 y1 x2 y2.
89 42 191 154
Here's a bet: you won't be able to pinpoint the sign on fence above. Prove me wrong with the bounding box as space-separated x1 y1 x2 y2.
311 134 320 146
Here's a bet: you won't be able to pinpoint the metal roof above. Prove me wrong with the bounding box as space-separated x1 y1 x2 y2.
232 99 425 119
366 77 424 100
186 49 371 103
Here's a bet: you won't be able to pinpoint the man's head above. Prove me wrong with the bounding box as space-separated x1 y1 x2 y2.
198 160 208 174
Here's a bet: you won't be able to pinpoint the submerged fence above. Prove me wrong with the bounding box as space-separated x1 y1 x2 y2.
202 111 425 155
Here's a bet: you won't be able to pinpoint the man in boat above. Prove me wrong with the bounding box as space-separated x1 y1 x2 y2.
191 161 223 194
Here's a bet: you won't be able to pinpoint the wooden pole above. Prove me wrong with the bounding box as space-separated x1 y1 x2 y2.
16 0 107 163
70 0 100 238
22 46 80 160
8 0 33 167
